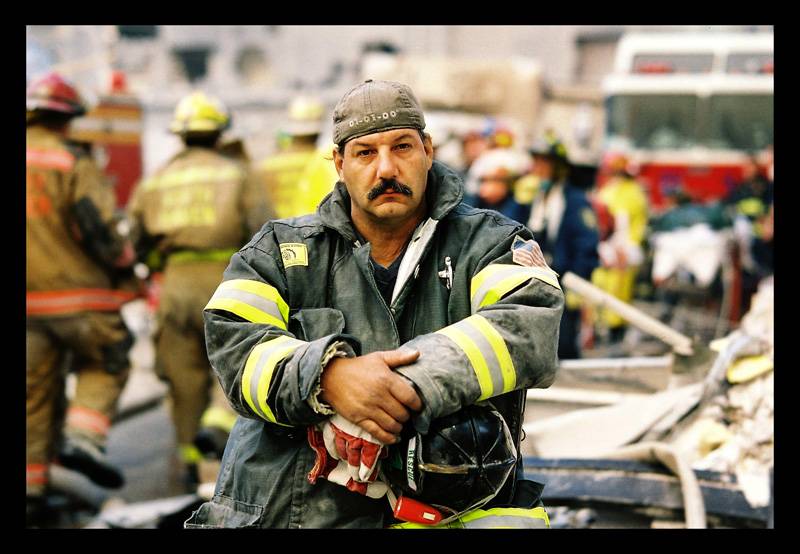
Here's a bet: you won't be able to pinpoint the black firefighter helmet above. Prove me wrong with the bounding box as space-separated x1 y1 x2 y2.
383 404 518 518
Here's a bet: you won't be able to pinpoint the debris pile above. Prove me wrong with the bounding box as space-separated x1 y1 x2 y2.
668 276 774 508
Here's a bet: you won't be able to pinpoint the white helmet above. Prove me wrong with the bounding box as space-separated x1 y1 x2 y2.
465 148 531 195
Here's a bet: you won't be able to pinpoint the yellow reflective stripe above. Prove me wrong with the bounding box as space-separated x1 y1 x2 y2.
260 151 316 172
458 506 550 527
168 248 237 264
179 443 203 464
145 166 243 190
472 264 561 311
390 507 550 529
528 267 561 290
218 280 290 322
436 325 493 401
471 264 511 298
466 315 516 394
200 406 238 432
242 336 289 420
205 279 290 328
256 340 303 425
204 297 287 329
478 272 537 309
737 197 765 218
242 336 304 426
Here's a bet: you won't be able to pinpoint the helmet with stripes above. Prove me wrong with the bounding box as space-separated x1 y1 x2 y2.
26 72 87 117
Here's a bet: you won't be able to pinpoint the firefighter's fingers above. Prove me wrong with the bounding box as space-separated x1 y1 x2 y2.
379 348 420 369
379 394 413 424
356 418 401 445
389 375 423 412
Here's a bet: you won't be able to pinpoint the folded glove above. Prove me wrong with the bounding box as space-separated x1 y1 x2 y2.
307 414 389 498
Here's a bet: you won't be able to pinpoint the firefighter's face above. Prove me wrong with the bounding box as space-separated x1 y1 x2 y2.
532 155 555 180
334 128 433 226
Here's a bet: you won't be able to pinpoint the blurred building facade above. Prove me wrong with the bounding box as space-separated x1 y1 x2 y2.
27 25 773 176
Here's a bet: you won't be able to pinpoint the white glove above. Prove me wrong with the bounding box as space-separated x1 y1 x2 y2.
307 414 389 498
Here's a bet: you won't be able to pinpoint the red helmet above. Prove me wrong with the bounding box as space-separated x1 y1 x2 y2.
26 72 87 116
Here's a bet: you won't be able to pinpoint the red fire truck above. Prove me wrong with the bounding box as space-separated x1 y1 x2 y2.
69 71 143 209
601 33 773 212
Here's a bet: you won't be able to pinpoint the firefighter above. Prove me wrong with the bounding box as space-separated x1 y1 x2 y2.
185 79 564 528
127 91 271 489
464 147 533 224
723 153 774 314
26 72 137 525
527 132 599 359
292 129 341 218
257 95 327 218
590 152 649 344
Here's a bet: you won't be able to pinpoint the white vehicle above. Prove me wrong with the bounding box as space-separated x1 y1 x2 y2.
602 33 773 211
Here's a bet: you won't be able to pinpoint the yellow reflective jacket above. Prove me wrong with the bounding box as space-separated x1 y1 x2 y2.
257 143 319 219
128 146 270 259
294 145 339 216
596 176 649 246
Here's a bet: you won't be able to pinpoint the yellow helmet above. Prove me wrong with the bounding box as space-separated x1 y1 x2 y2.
169 91 231 135
285 96 324 136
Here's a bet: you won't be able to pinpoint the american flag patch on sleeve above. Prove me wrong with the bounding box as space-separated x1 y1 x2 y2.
511 235 549 268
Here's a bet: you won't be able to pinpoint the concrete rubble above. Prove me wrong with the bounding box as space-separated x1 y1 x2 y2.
524 275 774 522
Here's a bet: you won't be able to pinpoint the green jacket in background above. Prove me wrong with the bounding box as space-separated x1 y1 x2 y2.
187 161 564 528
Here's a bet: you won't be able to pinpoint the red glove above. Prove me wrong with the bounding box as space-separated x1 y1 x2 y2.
307 415 388 498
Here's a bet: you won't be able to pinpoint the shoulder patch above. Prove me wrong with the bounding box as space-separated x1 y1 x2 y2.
581 208 597 229
511 235 550 269
280 243 308 268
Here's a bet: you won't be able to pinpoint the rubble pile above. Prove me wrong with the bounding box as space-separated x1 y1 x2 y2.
669 277 774 507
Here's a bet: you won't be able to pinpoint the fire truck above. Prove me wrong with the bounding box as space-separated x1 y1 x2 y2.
601 32 773 211
68 71 143 209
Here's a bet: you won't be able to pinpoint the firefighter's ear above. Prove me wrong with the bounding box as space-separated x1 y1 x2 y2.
333 145 344 178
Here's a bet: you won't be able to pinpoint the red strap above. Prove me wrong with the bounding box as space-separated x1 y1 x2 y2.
27 288 139 315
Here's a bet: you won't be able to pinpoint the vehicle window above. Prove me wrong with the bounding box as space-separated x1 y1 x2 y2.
708 94 773 151
632 53 714 74
607 95 699 150
726 53 773 74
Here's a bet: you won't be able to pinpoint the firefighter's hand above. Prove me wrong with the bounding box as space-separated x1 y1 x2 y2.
320 349 423 444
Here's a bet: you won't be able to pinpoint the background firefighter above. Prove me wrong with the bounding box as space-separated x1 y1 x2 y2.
256 95 328 219
527 133 599 359
26 72 137 526
590 152 649 345
126 91 272 490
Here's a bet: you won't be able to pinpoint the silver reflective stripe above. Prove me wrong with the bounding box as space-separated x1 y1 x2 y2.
244 336 305 424
471 265 529 313
212 287 285 326
449 318 506 399
461 514 549 529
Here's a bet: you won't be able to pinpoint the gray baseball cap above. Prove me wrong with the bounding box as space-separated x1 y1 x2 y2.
332 79 426 146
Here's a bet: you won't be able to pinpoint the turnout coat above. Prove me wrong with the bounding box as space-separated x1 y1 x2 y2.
187 161 564 528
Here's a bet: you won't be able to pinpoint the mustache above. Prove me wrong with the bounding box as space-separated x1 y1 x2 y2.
367 179 413 200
